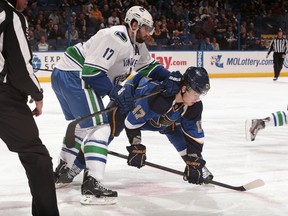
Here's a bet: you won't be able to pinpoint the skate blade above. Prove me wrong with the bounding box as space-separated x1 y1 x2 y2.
80 195 117 205
245 119 254 142
55 182 71 189
203 175 214 184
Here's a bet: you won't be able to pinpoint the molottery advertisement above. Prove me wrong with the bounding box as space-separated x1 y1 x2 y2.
203 51 276 77
33 51 287 82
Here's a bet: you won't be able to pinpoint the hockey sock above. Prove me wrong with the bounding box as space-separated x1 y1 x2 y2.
266 111 287 127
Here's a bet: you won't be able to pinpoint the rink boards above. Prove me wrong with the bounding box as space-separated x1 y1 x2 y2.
32 51 288 82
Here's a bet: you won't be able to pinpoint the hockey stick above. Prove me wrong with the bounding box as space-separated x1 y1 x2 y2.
108 150 265 192
65 89 164 148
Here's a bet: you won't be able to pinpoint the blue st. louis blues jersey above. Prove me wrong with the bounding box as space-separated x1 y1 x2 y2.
125 77 205 156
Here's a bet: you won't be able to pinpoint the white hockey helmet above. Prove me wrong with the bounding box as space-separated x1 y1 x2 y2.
125 6 154 35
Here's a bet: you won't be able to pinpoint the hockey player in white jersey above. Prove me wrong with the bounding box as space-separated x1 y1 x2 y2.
245 110 287 141
51 6 182 205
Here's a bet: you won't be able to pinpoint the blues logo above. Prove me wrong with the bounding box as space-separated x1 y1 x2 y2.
211 55 224 68
32 55 41 73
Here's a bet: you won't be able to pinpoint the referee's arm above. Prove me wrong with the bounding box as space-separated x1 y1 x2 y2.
0 5 43 101
266 39 274 58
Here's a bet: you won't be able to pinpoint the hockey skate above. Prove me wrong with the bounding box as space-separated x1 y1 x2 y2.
183 166 214 184
202 166 214 183
245 118 266 141
80 170 117 205
54 159 81 188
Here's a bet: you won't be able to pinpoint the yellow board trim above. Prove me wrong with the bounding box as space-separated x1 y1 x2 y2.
38 77 51 82
38 72 288 82
209 72 288 78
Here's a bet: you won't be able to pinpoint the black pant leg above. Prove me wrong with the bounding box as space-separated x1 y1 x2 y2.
273 53 283 77
273 53 279 77
19 152 59 216
0 90 59 216
278 55 284 77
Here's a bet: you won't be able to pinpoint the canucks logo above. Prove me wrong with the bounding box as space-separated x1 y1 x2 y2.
211 55 224 68
114 31 127 42
32 55 41 73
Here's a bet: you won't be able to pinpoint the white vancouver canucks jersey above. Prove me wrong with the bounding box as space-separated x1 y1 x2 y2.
56 25 154 84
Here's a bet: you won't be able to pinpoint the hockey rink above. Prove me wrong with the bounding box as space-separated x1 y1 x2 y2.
0 77 288 216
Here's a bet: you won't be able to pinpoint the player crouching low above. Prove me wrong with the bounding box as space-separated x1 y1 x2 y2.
54 66 213 204
109 66 213 184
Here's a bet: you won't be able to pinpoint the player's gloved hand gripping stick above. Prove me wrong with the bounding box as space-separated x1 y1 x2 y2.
64 88 164 148
108 150 265 192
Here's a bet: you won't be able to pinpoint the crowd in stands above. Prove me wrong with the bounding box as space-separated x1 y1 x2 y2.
25 0 288 52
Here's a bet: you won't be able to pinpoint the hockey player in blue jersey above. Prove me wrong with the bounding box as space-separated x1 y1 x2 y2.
51 6 182 205
109 66 213 184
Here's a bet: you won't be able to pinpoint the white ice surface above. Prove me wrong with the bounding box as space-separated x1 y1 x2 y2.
0 77 288 216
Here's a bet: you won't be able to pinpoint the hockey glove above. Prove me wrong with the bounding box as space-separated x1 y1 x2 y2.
126 144 146 169
184 155 206 185
109 84 134 114
161 71 182 97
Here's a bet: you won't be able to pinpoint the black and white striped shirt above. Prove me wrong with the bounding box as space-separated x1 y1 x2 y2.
267 37 288 55
0 0 43 101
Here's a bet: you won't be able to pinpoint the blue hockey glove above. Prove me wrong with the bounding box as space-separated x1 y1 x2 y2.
109 84 134 114
126 72 144 86
126 144 146 168
161 71 182 97
184 155 206 185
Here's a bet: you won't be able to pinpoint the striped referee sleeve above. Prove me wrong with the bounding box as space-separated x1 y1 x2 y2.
0 9 6 71
0 4 43 101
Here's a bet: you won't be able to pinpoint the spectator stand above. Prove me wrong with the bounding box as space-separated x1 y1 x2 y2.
25 0 288 52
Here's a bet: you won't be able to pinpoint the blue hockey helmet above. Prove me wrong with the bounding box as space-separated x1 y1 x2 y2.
182 67 210 95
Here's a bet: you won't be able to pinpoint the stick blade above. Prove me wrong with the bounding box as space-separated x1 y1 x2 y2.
243 179 265 191
206 179 265 192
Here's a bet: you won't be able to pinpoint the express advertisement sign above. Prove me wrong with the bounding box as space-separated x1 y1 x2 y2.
32 52 64 79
